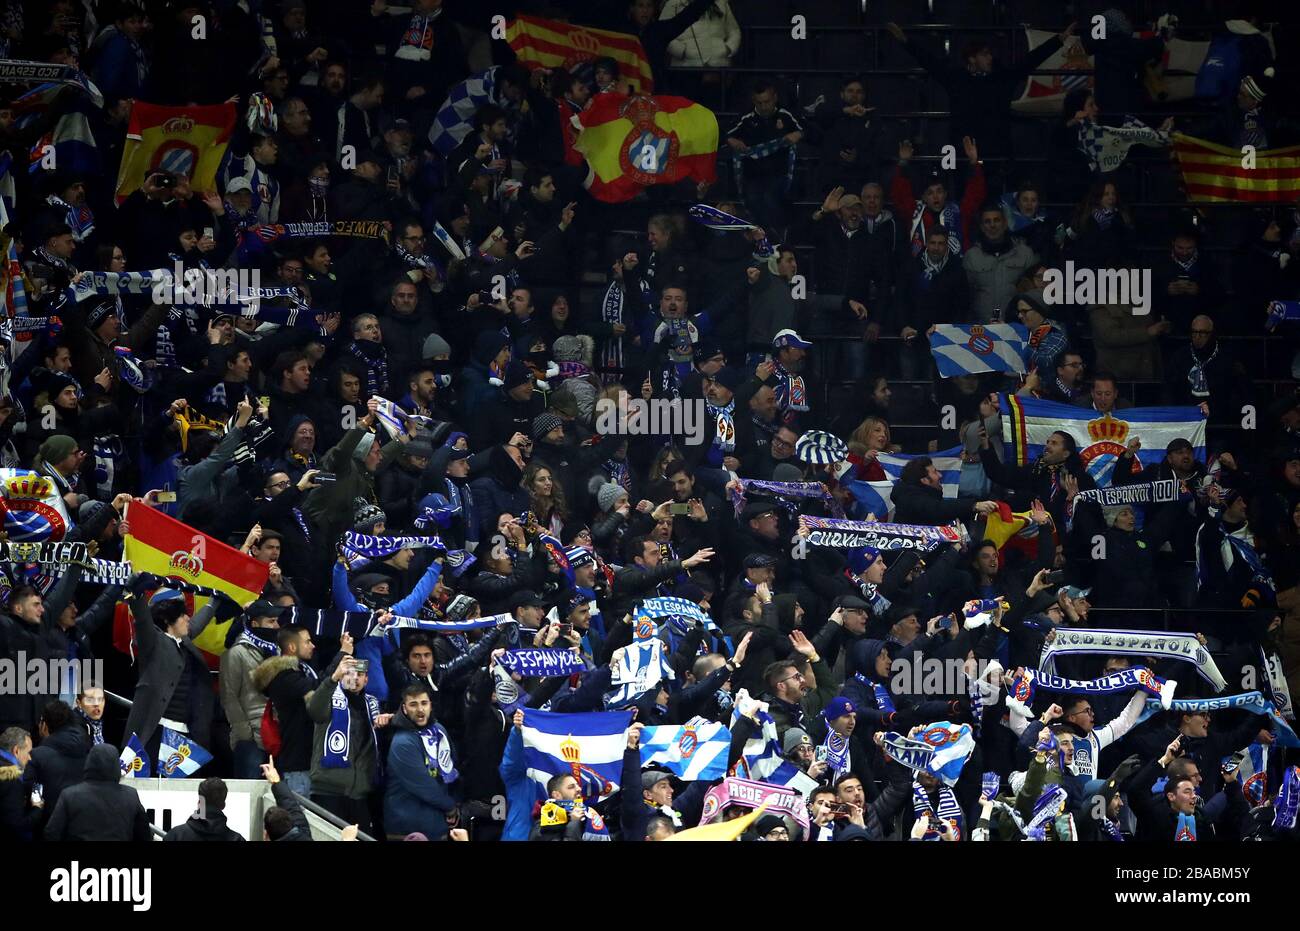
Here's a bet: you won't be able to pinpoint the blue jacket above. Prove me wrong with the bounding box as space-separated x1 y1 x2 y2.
333 559 445 702
499 728 536 842
384 717 458 839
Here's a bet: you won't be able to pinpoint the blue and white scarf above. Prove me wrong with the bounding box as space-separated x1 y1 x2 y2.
498 648 586 678
801 516 963 552
77 708 104 746
418 721 458 783
728 479 838 519
1135 690 1299 747
322 684 381 770
1024 784 1068 841
706 399 736 458
909 200 961 256
1274 767 1300 831
819 724 851 779
1175 811 1197 841
1040 628 1227 692
730 138 796 197
912 781 964 840
236 627 279 658
341 532 445 563
1007 666 1175 717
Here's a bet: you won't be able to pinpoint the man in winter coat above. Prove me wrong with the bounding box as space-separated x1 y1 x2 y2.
254 625 321 798
25 701 89 837
384 685 459 840
44 743 153 841
221 601 284 779
892 457 997 527
162 777 246 841
964 205 1039 322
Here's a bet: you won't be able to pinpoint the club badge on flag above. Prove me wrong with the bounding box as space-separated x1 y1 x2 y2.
929 323 1030 378
519 708 632 803
158 727 212 778
119 501 269 658
115 101 237 205
639 716 730 782
119 733 151 779
574 94 718 203
999 394 1205 486
506 15 653 93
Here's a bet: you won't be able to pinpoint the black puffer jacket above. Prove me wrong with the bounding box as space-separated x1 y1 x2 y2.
26 722 89 832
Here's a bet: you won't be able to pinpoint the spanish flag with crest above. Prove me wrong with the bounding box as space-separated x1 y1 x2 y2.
114 101 237 205
114 502 268 660
574 94 717 203
506 15 653 93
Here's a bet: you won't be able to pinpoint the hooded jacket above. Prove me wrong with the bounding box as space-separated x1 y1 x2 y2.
44 744 153 841
468 446 530 541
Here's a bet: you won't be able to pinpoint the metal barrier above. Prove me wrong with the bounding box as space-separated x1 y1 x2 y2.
287 790 378 842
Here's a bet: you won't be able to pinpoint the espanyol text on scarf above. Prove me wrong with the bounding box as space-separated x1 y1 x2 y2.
49 862 152 912
1042 261 1153 316
595 396 707 446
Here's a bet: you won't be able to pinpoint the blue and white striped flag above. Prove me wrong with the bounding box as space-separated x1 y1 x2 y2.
372 396 434 440
640 716 730 781
158 728 213 778
1000 394 1206 486
868 446 963 517
520 708 632 802
731 691 819 796
929 323 1030 378
118 733 151 778
606 616 675 708
920 722 975 786
429 68 500 156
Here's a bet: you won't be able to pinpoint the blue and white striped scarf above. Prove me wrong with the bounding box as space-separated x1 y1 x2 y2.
912 781 963 840
322 684 381 770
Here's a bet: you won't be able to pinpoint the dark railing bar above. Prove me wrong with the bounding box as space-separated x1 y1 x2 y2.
288 789 377 842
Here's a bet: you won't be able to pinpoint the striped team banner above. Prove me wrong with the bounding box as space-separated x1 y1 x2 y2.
998 394 1206 486
506 15 653 93
1172 132 1300 203
868 446 963 517
929 323 1030 377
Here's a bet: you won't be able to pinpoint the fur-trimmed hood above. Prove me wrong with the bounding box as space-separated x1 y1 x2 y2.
0 764 20 782
252 654 305 693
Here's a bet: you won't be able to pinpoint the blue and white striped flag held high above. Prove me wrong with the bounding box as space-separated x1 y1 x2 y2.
639 716 730 781
429 68 500 157
868 446 963 517
731 691 819 796
929 323 1030 378
520 708 632 803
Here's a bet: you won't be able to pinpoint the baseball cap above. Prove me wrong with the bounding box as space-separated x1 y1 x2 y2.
225 177 253 195
772 329 812 351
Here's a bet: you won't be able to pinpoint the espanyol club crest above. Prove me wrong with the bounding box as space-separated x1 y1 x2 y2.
920 725 957 749
965 325 995 356
678 725 698 759
618 96 680 186
1079 414 1140 484
634 614 656 641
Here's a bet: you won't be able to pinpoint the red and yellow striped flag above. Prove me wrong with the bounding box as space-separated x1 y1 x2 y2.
574 93 717 203
118 502 269 658
1172 132 1300 203
506 15 653 93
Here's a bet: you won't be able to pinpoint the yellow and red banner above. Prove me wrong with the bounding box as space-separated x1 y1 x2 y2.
506 14 653 93
114 101 237 204
574 94 717 203
119 502 268 657
1172 132 1300 203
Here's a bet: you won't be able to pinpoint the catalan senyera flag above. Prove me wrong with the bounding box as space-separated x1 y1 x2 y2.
1172 132 1300 203
114 101 237 205
574 94 717 203
506 15 653 93
120 501 268 657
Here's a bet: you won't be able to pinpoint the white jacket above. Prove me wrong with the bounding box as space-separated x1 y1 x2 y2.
663 0 741 68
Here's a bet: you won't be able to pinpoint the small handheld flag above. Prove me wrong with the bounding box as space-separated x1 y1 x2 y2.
158 727 213 778
119 733 151 778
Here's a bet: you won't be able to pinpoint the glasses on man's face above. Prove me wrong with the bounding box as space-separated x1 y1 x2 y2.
267 480 290 491
765 827 789 838
1068 707 1094 717
777 672 805 687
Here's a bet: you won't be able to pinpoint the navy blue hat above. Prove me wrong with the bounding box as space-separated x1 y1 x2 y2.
823 696 856 720
414 492 455 530
711 367 744 393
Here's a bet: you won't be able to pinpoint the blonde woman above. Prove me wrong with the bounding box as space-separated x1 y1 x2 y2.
847 415 898 481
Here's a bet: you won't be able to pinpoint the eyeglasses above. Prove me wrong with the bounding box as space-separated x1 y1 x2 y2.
1068 707 1094 717
777 672 805 686
266 480 290 491
765 827 790 838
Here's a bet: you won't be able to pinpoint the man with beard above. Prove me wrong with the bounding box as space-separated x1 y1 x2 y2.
384 684 460 841
765 329 817 429
977 425 1095 530
1164 315 1244 425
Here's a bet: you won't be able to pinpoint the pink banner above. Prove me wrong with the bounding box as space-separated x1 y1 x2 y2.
699 777 811 839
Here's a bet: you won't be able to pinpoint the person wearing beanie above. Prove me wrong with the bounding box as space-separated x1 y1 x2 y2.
353 499 388 534
462 330 513 421
62 287 169 397
34 434 85 509
477 359 544 449
1112 433 1219 572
